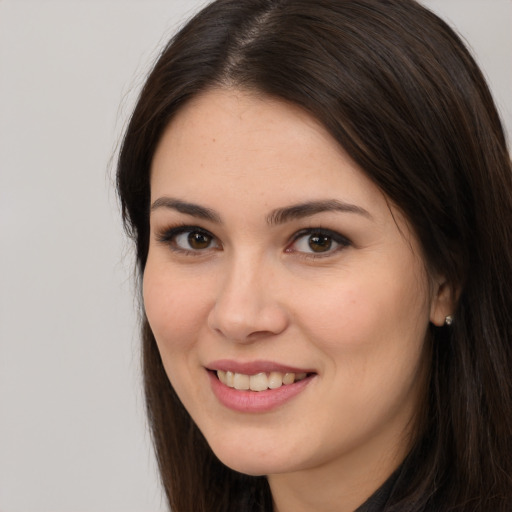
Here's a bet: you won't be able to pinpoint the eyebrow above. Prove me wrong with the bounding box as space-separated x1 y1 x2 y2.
150 197 371 225
151 197 222 223
267 199 372 225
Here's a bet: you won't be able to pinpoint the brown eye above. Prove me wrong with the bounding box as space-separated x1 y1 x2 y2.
161 227 220 252
187 231 212 250
308 234 332 252
288 228 350 257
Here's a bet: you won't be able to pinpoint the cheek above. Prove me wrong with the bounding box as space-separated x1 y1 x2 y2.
142 264 210 351
142 264 213 406
297 273 430 436
294 264 431 362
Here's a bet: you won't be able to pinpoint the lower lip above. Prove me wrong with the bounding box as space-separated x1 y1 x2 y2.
207 371 315 413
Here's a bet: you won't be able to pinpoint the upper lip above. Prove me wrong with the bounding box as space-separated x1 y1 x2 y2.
206 359 315 375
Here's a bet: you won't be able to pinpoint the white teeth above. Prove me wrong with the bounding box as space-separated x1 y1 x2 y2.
249 373 268 391
233 373 250 390
268 371 283 389
282 372 295 385
216 370 308 391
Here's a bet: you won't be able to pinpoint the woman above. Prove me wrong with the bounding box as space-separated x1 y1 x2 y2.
117 0 512 510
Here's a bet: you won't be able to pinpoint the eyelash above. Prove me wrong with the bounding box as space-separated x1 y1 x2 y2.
155 225 221 256
287 228 351 259
155 224 351 258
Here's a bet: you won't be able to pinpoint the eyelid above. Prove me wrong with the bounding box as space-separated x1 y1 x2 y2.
155 224 221 253
286 227 351 256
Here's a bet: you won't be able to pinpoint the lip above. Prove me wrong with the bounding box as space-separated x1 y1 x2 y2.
206 359 315 375
206 360 316 413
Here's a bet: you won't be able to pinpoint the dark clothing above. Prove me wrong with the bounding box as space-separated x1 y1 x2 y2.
354 464 404 512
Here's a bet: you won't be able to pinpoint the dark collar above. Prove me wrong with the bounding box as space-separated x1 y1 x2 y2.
354 463 404 512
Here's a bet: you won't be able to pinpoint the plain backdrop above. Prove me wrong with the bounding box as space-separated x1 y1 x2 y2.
0 1 510 511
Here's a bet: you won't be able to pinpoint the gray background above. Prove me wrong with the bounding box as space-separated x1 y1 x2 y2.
0 1 510 511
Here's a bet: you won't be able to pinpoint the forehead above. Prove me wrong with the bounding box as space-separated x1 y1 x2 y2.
150 88 384 211
154 89 338 172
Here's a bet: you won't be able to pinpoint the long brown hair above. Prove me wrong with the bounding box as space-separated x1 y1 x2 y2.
117 1 512 510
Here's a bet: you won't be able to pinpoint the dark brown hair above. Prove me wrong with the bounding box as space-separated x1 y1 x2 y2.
117 0 512 510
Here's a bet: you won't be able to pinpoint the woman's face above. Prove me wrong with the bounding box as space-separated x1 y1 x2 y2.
144 89 449 479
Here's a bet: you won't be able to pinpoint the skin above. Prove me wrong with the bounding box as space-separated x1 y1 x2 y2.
143 88 454 512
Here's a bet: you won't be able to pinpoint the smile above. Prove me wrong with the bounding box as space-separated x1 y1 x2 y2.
216 370 308 391
207 363 316 413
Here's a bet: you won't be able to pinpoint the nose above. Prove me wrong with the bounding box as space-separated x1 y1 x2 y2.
207 254 289 343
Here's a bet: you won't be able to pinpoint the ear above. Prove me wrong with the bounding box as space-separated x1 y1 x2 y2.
429 277 458 327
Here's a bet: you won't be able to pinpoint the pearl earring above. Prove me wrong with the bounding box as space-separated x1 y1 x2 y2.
445 315 453 326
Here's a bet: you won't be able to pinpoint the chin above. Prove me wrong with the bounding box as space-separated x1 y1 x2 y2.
206 435 301 476
217 455 291 477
